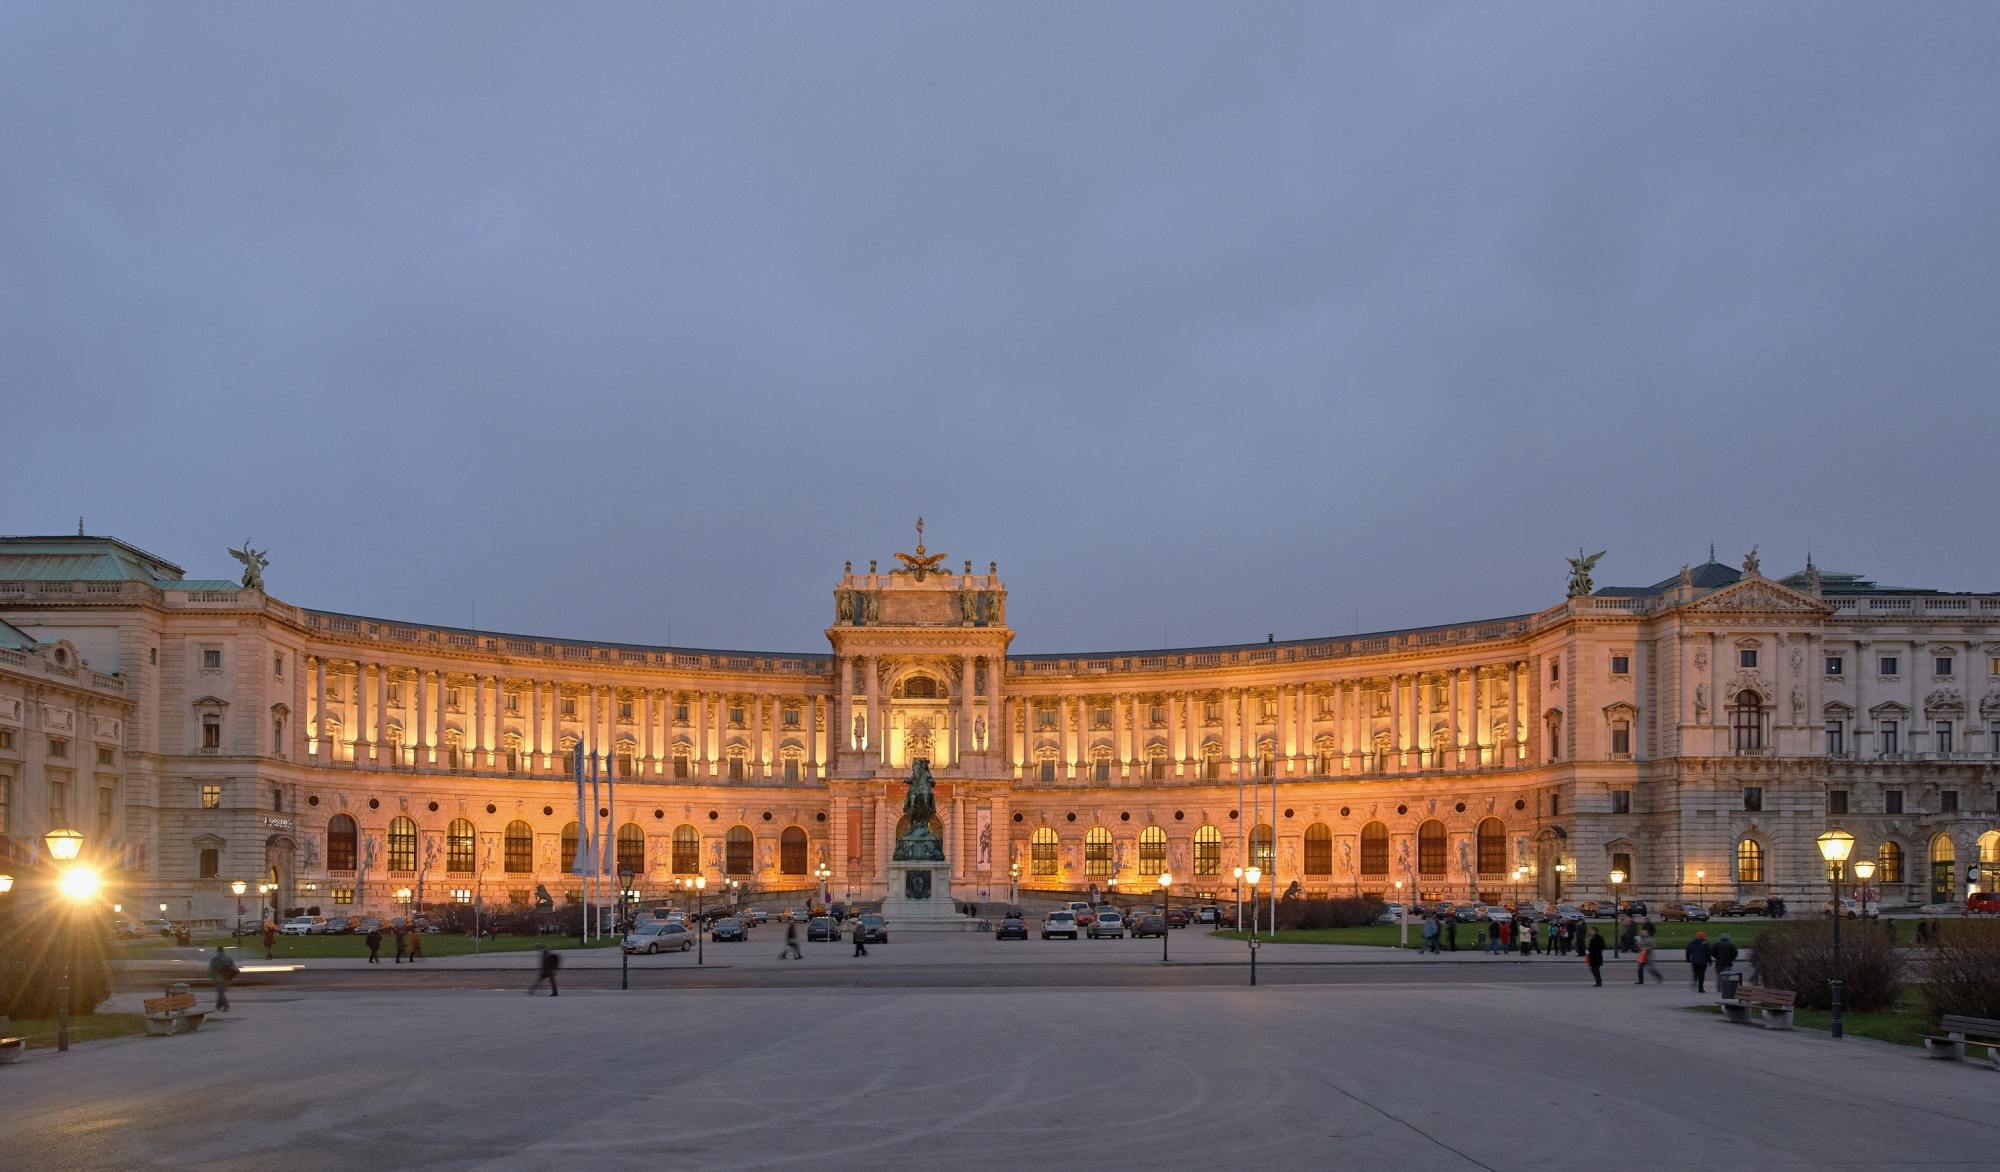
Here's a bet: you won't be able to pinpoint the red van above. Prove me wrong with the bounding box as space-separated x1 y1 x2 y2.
1968 892 2000 914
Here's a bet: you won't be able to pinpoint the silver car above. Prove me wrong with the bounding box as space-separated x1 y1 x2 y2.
1041 911 1079 940
622 921 694 954
1088 911 1125 939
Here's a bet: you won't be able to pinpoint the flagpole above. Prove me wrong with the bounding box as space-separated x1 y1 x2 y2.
573 741 588 948
590 748 603 942
605 743 617 934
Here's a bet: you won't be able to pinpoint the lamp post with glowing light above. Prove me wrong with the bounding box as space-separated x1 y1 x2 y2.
1394 877 1407 948
1008 861 1019 907
231 879 248 947
1159 872 1173 963
1513 865 1528 908
617 865 635 990
1696 868 1706 907
680 875 707 965
1234 865 1245 933
47 828 97 1053
1554 861 1567 904
815 861 832 913
1244 865 1262 985
1817 828 1855 1039
1607 869 1626 956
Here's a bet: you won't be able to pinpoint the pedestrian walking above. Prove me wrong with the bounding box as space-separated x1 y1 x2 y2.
853 924 869 957
262 921 277 960
1635 925 1661 984
207 945 239 1012
1422 915 1440 954
1711 933 1738 973
1546 920 1560 954
1446 916 1458 951
1586 927 1605 987
782 921 802 960
1686 931 1711 992
393 925 408 964
528 946 560 996
365 927 383 963
408 929 424 962
1498 917 1512 951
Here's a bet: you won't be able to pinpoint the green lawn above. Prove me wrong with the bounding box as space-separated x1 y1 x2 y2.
1210 918 1917 950
1691 989 1934 1047
5 1013 148 1049
116 932 622 960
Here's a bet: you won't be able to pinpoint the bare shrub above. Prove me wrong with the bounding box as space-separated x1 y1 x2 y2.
1749 920 1904 1012
1919 920 2000 1021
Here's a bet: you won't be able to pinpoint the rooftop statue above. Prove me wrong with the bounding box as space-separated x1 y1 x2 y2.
892 516 948 581
1565 549 1604 598
229 540 269 590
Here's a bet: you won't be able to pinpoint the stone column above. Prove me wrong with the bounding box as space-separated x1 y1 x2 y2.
413 669 428 767
864 658 881 771
1221 689 1238 779
1166 690 1183 778
350 662 369 759
1444 669 1461 770
1507 662 1523 764
1468 667 1484 767
960 654 976 766
312 656 327 756
749 691 764 779
951 794 964 881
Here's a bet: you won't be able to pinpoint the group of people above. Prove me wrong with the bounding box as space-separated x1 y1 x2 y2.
1413 910 1742 992
1413 912 1599 957
363 924 425 963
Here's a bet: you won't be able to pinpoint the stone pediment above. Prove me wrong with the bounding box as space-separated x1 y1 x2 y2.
1681 578 1831 616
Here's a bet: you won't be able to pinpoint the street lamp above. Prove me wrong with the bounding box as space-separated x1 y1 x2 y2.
815 861 832 913
1554 861 1566 904
0 874 14 894
617 865 636 990
1513 865 1528 907
1008 861 1019 907
679 875 708 966
1853 858 1876 911
1607 869 1626 956
231 879 248 946
1696 868 1706 907
1394 877 1407 948
1234 865 1245 932
1158 872 1173 963
45 827 84 862
1244 865 1262 986
46 828 94 1053
1817 828 1855 1040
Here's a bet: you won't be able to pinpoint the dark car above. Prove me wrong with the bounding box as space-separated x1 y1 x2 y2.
1131 914 1168 939
1618 901 1648 919
1707 899 1745 917
995 916 1029 940
853 914 889 944
710 917 748 943
807 916 842 942
1165 908 1190 929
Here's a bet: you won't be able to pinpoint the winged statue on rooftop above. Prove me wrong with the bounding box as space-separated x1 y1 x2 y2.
229 540 269 590
1565 549 1605 598
893 516 948 581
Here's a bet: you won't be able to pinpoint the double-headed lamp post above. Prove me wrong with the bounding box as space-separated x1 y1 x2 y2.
617 865 635 990
46 828 97 1053
1244 865 1262 986
1159 872 1173 963
1607 869 1626 955
679 875 707 965
1817 828 1856 1040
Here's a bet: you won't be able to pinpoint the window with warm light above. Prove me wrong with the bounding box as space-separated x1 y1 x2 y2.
200 783 221 809
1193 824 1221 876
1031 826 1059 876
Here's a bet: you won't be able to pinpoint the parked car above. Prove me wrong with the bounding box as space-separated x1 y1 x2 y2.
1618 901 1648 919
781 907 812 923
142 917 175 937
1042 911 1080 940
278 916 322 935
1165 908 1190 929
742 908 770 925
1577 900 1602 918
1552 905 1586 923
1453 905 1487 924
1132 914 1168 938
854 914 889 944
1378 903 1407 924
995 916 1029 940
1823 898 1878 919
1707 900 1746 917
806 916 841 942
1066 902 1096 927
1088 911 1126 939
624 921 695 954
710 917 748 942
1194 906 1221 925
1969 892 2000 914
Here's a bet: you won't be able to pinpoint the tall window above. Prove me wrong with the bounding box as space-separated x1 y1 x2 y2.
1826 720 1844 755
1738 648 1758 669
1735 838 1763 884
672 825 699 874
1139 826 1167 874
1730 691 1764 752
1193 825 1221 876
446 818 475 873
199 847 219 878
1885 789 1904 815
327 814 357 870
1249 824 1275 875
1417 820 1446 876
1202 750 1221 780
1148 751 1167 780
724 825 753 874
387 816 417 872
673 749 690 779
0 775 9 835
1039 757 1057 783
1610 720 1631 757
1031 827 1059 876
780 826 807 875
1303 823 1332 876
1876 840 1904 884
1092 754 1111 783
1085 826 1113 877
1476 818 1505 875
727 753 745 781
1880 720 1900 756
1360 821 1389 877
1743 787 1763 812
616 823 645 874
504 820 532 873
49 779 68 826
202 719 221 749
1935 721 1953 755
561 822 580 870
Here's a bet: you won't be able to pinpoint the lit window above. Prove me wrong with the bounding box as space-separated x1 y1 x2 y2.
1825 655 1843 676
1085 827 1113 876
200 783 222 809
1194 824 1222 875
1736 839 1763 883
672 825 699 873
387 816 417 872
330 887 354 905
1031 827 1059 876
1140 825 1168 872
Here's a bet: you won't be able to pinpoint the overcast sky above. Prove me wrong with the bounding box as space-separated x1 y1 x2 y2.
4 4 1996 654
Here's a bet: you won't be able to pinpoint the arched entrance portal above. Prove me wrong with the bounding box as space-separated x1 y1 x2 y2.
1930 833 1956 906
264 833 297 920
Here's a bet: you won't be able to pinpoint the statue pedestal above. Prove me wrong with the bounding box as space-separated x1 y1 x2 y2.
880 861 971 932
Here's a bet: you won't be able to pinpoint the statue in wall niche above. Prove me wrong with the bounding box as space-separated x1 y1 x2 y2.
228 540 269 590
1695 683 1709 719
835 589 854 623
1565 549 1605 598
1694 648 1708 671
303 836 320 870
1340 840 1353 872
1790 646 1804 673
974 714 987 749
1456 839 1470 874
864 593 881 623
1791 687 1804 722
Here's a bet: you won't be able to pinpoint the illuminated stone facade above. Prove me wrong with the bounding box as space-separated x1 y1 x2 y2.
3 534 1996 920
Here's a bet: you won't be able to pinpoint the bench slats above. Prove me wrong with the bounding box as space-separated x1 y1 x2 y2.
1938 1015 2000 1039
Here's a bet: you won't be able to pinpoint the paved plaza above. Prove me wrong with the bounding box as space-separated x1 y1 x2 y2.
9 939 1998 1171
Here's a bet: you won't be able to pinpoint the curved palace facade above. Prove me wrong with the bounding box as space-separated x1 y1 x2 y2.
3 533 1997 920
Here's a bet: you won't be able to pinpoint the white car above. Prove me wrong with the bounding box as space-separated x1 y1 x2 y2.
1378 903 1407 924
1041 911 1079 940
278 915 322 935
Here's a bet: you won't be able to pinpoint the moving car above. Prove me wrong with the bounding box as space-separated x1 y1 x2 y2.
710 917 748 942
1042 911 1080 940
623 921 695 954
994 916 1029 940
853 914 889 944
741 908 770 925
1822 898 1878 919
1131 914 1168 938
1088 911 1125 939
806 916 842 942
781 907 811 923
142 917 175 937
1194 906 1221 925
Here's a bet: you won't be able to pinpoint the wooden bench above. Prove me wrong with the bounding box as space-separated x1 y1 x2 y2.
1924 1015 2000 1068
1719 985 1797 1030
142 987 208 1037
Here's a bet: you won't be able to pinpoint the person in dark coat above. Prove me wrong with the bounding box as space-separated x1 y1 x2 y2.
207 945 238 1012
1586 927 1606 987
1446 916 1458 951
365 927 383 963
853 923 869 957
393 925 408 964
529 946 560 996
1711 933 1738 973
1686 931 1712 992
782 921 802 960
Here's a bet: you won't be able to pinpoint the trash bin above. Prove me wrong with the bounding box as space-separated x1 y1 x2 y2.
1717 969 1741 999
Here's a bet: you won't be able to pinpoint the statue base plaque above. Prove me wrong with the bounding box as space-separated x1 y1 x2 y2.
880 861 972 932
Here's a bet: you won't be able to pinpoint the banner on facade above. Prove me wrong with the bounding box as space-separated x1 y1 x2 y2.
976 807 992 870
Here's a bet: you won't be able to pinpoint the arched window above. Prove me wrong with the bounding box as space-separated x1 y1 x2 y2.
1250 824 1274 874
1875 840 1904 885
446 818 475 874
1417 820 1446 876
780 826 807 875
1476 818 1506 876
387 816 417 873
504 820 533 873
1731 691 1765 752
1193 825 1221 876
1736 838 1764 884
1031 826 1060 876
327 814 357 871
1360 821 1389 877
561 822 581 871
1084 827 1113 876
616 823 645 875
1303 823 1332 876
672 825 699 874
1138 826 1167 874
725 825 753 874
1931 833 1957 903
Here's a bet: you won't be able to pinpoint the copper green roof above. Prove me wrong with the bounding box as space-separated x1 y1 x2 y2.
0 618 36 650
0 536 187 583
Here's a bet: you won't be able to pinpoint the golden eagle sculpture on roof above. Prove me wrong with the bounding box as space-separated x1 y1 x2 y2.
893 517 948 581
